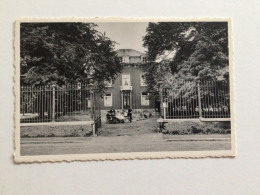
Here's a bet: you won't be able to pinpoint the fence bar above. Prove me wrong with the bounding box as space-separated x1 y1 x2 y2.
160 88 163 117
20 83 98 124
197 83 202 118
162 81 230 120
163 105 166 119
52 85 55 122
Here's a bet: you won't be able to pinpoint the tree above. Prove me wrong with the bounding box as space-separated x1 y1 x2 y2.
20 23 122 120
20 23 122 90
142 22 229 95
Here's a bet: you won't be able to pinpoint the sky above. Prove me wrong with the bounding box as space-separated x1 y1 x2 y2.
95 22 149 53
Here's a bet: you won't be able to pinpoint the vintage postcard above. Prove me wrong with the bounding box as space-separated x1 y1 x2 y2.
14 18 236 162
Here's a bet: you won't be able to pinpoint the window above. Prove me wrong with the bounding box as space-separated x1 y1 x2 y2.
119 57 122 62
140 74 147 86
142 57 147 62
141 92 149 106
122 74 130 86
122 56 129 63
104 93 112 107
104 79 113 87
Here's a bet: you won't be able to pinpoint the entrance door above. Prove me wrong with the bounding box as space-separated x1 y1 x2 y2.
123 91 130 109
155 99 161 113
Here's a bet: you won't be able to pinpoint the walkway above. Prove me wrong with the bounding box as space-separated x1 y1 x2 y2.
98 118 158 137
20 134 231 156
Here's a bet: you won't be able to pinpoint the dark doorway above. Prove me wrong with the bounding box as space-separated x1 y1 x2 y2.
155 99 160 113
123 91 130 109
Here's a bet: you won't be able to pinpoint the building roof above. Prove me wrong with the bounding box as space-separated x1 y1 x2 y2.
116 49 146 57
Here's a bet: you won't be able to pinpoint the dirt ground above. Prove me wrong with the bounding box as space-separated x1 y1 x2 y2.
98 118 158 137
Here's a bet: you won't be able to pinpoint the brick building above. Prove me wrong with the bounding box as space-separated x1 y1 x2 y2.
98 49 157 115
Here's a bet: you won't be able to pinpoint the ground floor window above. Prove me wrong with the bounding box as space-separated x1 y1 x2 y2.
104 93 112 107
141 92 149 106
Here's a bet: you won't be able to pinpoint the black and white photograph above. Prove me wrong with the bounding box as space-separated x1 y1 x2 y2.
2 0 260 193
15 18 235 162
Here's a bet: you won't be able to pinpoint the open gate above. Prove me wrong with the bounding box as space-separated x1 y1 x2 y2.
90 89 102 134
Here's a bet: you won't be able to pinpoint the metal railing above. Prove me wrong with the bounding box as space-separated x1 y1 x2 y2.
162 81 230 119
20 84 94 123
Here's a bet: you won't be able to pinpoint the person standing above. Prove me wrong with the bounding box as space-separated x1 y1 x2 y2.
128 108 132 123
110 107 115 114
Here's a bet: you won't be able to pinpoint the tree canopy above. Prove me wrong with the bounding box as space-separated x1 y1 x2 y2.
20 23 122 90
142 22 229 94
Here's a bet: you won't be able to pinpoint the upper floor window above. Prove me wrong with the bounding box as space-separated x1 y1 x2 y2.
104 79 113 87
141 56 147 63
122 56 129 63
122 74 130 86
140 74 147 86
141 92 149 106
104 93 112 107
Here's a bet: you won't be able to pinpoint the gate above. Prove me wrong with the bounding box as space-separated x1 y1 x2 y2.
90 89 102 134
162 81 230 120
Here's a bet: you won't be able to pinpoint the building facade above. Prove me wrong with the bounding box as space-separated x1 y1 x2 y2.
98 49 156 114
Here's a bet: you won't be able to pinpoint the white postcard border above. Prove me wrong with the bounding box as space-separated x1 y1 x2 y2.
14 17 236 163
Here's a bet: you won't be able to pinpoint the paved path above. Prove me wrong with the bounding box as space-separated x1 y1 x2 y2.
20 134 231 156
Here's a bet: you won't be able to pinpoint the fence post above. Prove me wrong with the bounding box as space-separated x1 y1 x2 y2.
158 81 163 117
159 88 163 117
52 84 56 122
90 88 97 136
90 90 96 120
197 83 202 118
163 105 166 119
93 92 96 120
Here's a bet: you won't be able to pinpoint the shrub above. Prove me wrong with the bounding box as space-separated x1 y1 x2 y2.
163 121 231 135
190 126 204 134
171 130 180 135
182 130 190 135
225 129 231 134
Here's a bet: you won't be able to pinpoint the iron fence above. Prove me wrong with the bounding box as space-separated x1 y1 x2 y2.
162 81 230 119
20 84 95 123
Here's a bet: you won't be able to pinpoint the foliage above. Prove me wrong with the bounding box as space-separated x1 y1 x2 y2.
20 23 122 91
142 22 229 94
163 121 231 135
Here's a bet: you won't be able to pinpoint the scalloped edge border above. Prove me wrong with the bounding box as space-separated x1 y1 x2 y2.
13 17 236 163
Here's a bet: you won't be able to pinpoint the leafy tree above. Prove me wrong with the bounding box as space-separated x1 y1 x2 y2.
20 23 122 90
20 23 122 120
142 22 229 95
